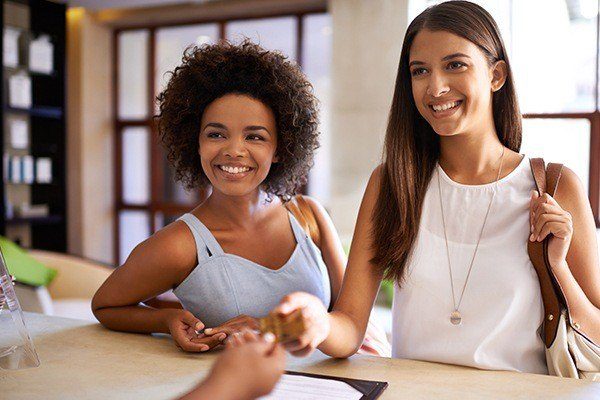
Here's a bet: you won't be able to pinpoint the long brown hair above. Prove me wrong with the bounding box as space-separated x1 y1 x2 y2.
372 1 522 283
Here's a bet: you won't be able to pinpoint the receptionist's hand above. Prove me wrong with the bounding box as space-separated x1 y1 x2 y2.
163 309 227 352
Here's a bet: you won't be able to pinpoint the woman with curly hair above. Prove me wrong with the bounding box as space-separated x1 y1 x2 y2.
91 40 350 353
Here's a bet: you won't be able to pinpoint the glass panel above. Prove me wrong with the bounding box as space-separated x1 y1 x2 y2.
226 17 297 60
122 127 150 204
119 210 151 265
118 30 149 120
155 24 219 103
512 1 596 113
521 118 590 194
303 14 332 203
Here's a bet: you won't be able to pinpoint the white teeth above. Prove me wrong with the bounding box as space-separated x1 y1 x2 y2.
219 165 250 174
432 101 461 112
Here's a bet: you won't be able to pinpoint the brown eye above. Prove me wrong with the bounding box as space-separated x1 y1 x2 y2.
447 61 466 70
246 134 264 141
207 132 224 139
411 67 427 77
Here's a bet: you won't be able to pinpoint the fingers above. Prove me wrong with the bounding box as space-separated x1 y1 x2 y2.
530 203 572 242
204 315 259 336
190 334 227 351
173 332 218 352
272 292 309 317
180 312 204 332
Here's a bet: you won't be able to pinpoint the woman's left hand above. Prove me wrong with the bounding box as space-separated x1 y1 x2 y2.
203 314 260 339
530 190 573 269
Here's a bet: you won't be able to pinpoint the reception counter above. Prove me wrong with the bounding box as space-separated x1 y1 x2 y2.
2 313 600 399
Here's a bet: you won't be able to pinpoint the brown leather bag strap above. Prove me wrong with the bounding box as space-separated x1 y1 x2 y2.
284 195 321 248
527 158 564 347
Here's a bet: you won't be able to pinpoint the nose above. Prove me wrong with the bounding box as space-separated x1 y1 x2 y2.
223 135 247 158
426 71 450 97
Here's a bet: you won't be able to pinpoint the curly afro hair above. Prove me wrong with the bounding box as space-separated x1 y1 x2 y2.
155 39 320 200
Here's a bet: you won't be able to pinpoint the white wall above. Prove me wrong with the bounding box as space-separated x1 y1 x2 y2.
327 0 409 242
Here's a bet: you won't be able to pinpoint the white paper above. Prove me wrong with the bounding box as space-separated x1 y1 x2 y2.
8 73 31 109
35 158 52 184
10 156 21 183
259 374 363 400
3 28 20 68
29 35 53 74
22 156 33 184
9 119 28 149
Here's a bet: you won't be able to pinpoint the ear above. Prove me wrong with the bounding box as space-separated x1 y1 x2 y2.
491 60 507 92
272 154 279 163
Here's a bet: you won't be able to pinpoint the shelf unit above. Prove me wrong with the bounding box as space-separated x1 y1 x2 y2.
1 0 67 251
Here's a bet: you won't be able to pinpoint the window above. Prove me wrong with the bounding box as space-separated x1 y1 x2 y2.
412 0 600 225
114 10 330 264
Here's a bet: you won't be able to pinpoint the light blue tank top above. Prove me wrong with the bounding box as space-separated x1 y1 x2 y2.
173 212 331 328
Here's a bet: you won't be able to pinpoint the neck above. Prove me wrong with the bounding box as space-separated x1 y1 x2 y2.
438 127 505 185
204 189 273 229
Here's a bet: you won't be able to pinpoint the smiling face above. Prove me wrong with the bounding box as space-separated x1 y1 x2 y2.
408 29 506 138
199 94 278 197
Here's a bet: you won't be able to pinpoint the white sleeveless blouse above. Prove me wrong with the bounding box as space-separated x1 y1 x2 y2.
392 155 547 374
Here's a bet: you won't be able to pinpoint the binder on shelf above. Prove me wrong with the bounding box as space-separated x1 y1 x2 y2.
9 119 28 149
3 154 9 183
3 27 20 68
35 157 52 184
8 73 31 109
29 35 53 74
22 156 33 184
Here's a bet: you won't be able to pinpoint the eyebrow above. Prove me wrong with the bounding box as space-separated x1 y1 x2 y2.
245 125 271 135
409 52 472 67
202 122 271 135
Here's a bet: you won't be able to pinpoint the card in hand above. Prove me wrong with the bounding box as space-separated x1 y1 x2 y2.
259 309 305 342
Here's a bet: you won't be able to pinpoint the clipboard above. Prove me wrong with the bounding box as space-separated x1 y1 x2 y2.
264 370 387 399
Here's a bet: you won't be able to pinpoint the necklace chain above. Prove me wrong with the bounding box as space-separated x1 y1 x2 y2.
437 147 506 320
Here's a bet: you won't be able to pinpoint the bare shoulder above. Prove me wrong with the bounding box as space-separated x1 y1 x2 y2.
300 195 329 220
554 166 589 211
124 219 197 275
362 164 384 206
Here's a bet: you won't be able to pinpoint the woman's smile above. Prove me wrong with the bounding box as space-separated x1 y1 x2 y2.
214 163 255 180
428 99 463 119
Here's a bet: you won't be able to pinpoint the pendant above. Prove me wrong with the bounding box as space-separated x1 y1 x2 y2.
450 310 462 325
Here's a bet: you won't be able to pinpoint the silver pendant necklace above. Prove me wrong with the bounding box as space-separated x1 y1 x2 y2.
437 147 505 326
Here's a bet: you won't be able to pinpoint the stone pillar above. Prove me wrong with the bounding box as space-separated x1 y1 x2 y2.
328 0 409 242
67 9 114 263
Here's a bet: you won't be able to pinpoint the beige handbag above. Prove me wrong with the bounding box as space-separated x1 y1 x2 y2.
528 158 600 379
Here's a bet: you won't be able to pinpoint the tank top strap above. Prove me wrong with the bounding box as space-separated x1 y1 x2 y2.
178 213 225 260
287 212 310 244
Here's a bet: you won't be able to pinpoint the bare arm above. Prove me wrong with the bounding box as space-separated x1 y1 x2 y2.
532 166 600 342
92 222 226 351
275 167 384 358
92 221 195 333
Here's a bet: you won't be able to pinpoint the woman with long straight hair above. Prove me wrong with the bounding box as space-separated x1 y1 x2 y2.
272 0 600 373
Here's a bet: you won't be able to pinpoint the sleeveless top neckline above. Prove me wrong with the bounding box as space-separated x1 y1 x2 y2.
173 211 331 328
392 155 547 374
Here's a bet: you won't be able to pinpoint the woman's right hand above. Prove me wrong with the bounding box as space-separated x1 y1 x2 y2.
163 309 226 352
272 292 330 357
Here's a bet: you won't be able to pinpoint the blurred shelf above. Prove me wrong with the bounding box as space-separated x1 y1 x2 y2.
4 105 63 119
5 215 63 225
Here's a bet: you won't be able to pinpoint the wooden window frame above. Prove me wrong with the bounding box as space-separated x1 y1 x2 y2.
113 8 327 264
